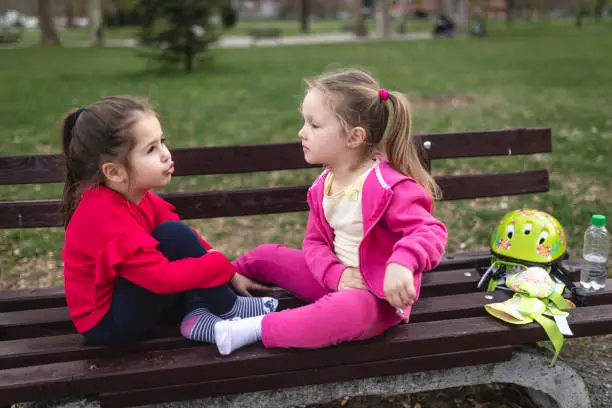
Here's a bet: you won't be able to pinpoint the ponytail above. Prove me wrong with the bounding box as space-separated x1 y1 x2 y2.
384 92 441 201
60 109 83 228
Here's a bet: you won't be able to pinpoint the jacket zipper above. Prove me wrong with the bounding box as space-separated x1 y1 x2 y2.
359 192 393 295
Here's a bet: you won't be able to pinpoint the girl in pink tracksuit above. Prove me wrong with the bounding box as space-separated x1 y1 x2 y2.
213 69 448 355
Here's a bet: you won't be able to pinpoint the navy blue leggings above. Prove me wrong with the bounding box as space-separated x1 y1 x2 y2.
83 221 237 346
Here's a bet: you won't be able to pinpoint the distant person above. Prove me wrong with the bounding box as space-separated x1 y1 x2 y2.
433 14 455 37
469 10 487 37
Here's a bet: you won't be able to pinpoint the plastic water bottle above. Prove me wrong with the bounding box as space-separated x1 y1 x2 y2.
580 214 609 292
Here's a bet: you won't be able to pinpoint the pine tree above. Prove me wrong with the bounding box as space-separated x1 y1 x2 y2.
138 0 228 72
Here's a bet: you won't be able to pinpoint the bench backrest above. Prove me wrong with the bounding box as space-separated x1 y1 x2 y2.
0 128 551 229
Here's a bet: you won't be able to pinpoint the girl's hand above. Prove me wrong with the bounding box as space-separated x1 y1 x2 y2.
383 263 417 309
230 273 270 297
338 267 368 291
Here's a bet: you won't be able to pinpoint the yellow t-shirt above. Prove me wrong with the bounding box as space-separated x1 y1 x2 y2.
322 163 376 268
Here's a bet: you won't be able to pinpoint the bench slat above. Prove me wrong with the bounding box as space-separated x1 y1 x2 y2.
438 169 549 200
0 289 514 340
0 257 582 313
419 127 551 159
2 276 606 356
1 304 610 406
0 265 491 312
0 287 66 313
0 333 190 370
0 128 551 186
98 346 516 408
0 169 549 229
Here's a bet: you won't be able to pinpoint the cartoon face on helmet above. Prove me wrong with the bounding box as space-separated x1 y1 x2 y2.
490 209 567 264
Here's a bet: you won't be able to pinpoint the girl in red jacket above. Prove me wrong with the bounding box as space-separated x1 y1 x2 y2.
61 96 277 346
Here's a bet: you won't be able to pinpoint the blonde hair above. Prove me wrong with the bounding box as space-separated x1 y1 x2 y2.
305 69 441 201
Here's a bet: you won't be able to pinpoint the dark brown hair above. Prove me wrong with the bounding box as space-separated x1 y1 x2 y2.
305 69 441 201
61 96 154 227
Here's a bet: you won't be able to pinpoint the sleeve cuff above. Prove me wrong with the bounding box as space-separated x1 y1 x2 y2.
323 264 348 291
386 249 418 274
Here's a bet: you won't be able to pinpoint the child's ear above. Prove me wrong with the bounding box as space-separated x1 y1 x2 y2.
346 126 367 149
101 162 128 184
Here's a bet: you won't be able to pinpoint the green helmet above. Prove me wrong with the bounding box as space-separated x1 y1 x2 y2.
490 209 567 264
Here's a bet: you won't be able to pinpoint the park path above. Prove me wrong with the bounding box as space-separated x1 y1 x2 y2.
1 31 431 50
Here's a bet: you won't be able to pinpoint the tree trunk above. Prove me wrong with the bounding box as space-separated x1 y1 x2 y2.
506 0 516 26
396 0 410 34
443 0 453 15
65 0 76 28
89 0 104 46
594 0 606 22
300 0 310 33
185 49 194 73
375 0 391 39
456 0 468 34
37 0 61 45
354 0 367 37
576 0 586 27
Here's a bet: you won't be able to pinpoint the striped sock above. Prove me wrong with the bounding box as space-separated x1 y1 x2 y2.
219 296 279 320
180 308 222 343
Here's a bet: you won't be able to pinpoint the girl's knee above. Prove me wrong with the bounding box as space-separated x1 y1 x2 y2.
236 244 291 269
152 220 193 237
327 290 393 327
152 221 204 259
251 243 288 258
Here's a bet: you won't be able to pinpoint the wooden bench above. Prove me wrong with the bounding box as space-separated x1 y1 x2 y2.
247 27 282 45
1 128 611 408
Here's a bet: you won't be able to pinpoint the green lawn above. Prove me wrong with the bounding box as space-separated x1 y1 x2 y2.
1 20 611 289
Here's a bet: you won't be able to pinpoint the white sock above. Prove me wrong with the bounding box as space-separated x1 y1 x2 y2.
214 315 264 356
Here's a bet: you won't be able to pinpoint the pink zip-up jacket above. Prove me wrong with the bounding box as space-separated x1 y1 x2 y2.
303 158 448 300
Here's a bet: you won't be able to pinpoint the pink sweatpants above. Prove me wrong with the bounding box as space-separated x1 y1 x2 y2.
232 244 402 349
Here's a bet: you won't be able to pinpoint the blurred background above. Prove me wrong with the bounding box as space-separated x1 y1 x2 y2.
1 2 611 404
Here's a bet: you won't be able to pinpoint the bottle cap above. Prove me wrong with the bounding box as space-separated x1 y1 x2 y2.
591 214 606 227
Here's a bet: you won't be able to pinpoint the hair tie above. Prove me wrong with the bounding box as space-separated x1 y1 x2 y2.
379 88 390 101
75 107 85 117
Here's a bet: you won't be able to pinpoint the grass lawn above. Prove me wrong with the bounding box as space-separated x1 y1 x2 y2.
1 20 611 289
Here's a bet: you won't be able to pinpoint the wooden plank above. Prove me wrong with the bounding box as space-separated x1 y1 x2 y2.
2 277 606 362
0 267 483 313
0 258 583 313
418 128 551 160
0 154 63 186
0 185 311 229
1 304 610 406
434 250 492 271
0 128 550 186
0 144 312 186
0 333 193 370
0 307 74 339
98 347 515 408
0 287 66 313
437 169 549 201
0 291 509 368
0 289 511 340
0 170 549 229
